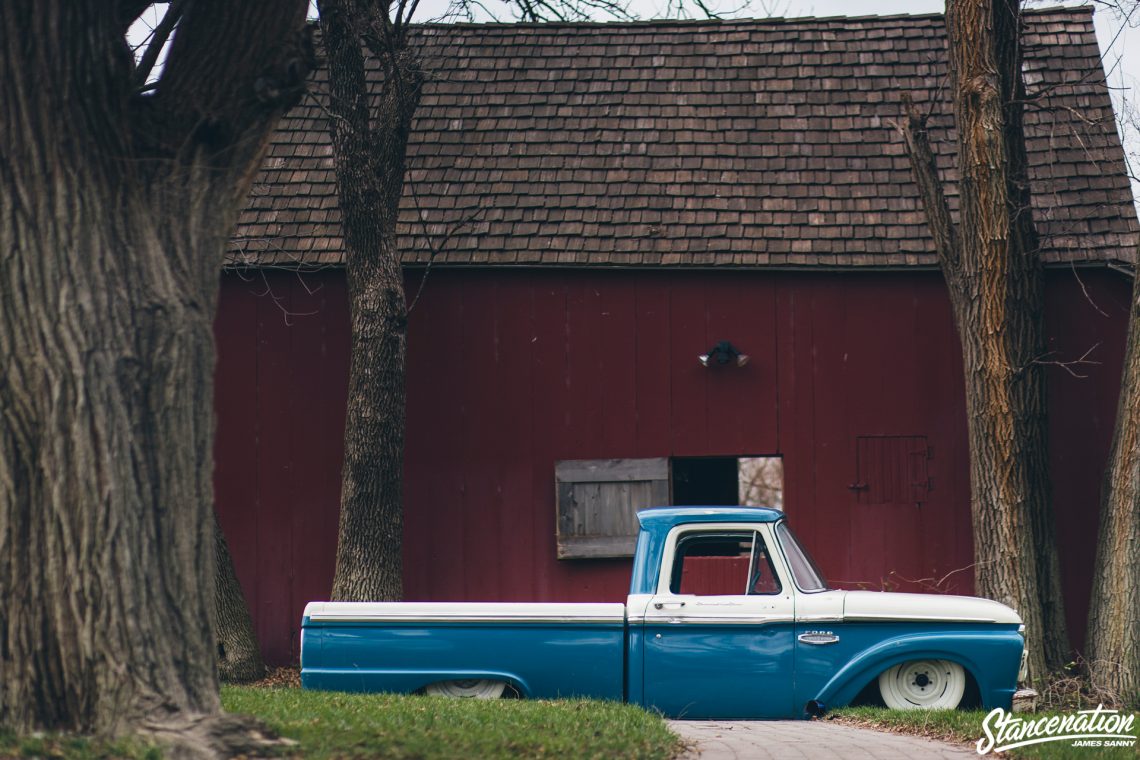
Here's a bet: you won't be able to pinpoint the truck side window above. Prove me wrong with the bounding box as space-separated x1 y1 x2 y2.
669 531 780 596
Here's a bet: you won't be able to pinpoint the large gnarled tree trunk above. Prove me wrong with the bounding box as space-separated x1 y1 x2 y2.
1086 271 1140 704
899 0 1069 682
0 1 309 752
319 0 424 602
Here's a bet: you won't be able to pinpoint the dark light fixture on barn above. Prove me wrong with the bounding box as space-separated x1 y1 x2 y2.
698 341 749 368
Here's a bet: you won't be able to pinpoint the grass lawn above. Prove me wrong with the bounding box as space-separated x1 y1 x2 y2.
0 732 161 760
221 686 681 759
0 689 680 759
829 706 1139 759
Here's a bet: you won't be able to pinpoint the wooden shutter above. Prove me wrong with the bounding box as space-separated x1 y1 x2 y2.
555 458 670 559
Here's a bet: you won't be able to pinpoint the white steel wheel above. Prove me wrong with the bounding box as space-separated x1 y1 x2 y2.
425 679 507 699
878 659 966 710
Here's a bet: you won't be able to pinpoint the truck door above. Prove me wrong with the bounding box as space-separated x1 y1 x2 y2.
641 525 796 718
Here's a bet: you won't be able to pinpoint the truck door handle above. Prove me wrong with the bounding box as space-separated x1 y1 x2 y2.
654 602 686 610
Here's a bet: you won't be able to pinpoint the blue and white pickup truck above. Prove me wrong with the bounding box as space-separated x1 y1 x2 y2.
301 506 1027 718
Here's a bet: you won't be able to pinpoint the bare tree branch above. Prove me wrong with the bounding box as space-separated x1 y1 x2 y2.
118 0 155 31
1030 343 1103 379
133 0 186 89
1070 262 1113 317
897 94 961 287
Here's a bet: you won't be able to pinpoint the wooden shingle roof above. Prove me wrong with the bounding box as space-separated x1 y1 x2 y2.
230 8 1139 268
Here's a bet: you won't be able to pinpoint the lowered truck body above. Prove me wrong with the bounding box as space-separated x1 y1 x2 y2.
301 507 1025 718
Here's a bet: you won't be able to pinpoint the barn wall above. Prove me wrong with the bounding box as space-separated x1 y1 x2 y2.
214 271 350 665
213 267 1129 665
1044 270 1131 647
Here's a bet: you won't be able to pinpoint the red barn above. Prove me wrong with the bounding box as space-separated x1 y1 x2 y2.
218 9 1140 665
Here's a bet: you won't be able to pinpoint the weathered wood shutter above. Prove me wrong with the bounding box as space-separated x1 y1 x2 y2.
555 458 670 559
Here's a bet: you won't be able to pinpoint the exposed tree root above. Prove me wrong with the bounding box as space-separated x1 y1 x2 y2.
142 712 297 759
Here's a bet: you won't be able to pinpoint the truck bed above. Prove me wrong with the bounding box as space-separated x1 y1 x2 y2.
301 602 627 700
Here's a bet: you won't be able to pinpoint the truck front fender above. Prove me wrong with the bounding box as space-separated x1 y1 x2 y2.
811 630 1022 712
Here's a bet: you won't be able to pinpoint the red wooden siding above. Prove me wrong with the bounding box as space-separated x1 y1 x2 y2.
213 267 1129 664
680 557 752 596
775 273 972 596
214 272 349 665
1043 271 1131 646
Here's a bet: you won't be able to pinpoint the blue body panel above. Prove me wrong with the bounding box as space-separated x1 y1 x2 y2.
625 625 648 708
300 617 625 700
640 621 797 718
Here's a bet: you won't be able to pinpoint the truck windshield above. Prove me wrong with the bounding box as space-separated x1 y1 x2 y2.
775 521 828 592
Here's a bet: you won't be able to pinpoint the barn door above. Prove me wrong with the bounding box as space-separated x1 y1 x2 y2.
555 458 670 559
851 436 931 506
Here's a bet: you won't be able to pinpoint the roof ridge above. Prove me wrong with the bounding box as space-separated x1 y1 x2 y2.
410 6 1091 31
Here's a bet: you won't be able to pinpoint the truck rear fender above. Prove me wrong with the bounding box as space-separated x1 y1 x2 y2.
415 671 533 697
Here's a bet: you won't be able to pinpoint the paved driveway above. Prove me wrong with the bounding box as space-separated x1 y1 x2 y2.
669 719 977 759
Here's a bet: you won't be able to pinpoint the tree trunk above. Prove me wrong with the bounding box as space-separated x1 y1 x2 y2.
0 2 309 752
900 0 1070 683
319 0 424 602
1087 271 1140 704
215 521 266 684
0 179 221 737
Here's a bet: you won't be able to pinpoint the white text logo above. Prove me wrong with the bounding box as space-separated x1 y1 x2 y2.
976 705 1137 754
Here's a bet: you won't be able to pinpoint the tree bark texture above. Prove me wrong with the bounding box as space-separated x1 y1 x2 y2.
319 0 424 602
214 521 266 684
900 0 1069 682
1086 271 1140 704
0 0 309 750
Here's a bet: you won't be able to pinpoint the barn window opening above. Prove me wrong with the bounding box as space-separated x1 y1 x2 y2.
673 457 737 506
739 457 784 510
672 456 783 510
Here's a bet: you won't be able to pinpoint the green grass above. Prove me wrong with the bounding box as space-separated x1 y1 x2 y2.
0 729 161 760
221 686 681 760
0 691 679 759
829 706 1139 759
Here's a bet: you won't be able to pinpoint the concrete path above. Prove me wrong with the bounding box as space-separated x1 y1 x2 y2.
669 719 977 759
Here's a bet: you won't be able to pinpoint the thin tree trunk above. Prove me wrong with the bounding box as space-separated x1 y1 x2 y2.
215 521 266 684
0 2 309 751
319 0 424 602
899 0 1070 682
1087 271 1140 704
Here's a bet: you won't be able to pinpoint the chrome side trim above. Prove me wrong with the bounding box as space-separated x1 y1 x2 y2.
633 613 1001 625
639 615 796 626
843 614 998 623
